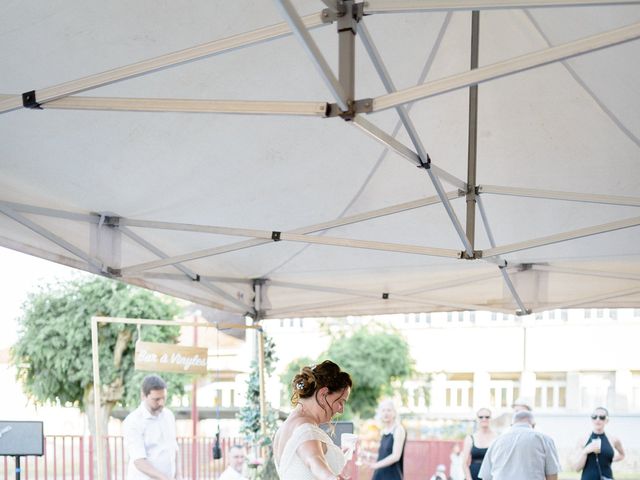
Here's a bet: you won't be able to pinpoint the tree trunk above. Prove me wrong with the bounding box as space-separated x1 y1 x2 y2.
84 328 131 480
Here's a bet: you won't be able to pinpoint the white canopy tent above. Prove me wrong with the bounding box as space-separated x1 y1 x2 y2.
1 0 639 319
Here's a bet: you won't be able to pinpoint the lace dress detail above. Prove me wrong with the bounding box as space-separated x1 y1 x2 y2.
275 423 345 480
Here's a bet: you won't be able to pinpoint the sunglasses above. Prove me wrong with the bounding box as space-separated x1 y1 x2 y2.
477 415 491 420
591 415 607 420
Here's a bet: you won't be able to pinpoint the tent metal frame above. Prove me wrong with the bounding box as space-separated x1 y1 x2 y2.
2 0 640 316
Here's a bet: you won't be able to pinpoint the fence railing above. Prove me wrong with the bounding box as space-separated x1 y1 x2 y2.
2 436 459 480
1 436 242 480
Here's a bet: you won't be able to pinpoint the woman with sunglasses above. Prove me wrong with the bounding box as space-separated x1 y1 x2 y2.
574 407 626 480
461 408 497 480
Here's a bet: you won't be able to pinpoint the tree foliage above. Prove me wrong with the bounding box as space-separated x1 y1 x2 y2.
325 327 413 419
237 331 279 479
11 276 186 413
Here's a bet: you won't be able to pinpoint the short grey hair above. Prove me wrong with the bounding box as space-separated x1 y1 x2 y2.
141 374 167 396
512 410 535 425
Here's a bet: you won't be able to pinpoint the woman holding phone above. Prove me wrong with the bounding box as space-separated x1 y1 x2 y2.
574 407 625 480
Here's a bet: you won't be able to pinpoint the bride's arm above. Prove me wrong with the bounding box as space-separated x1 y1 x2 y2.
297 439 347 480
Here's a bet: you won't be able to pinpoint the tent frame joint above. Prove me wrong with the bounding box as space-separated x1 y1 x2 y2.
461 249 482 260
101 215 120 227
22 90 41 109
106 267 121 277
327 97 373 119
416 153 431 169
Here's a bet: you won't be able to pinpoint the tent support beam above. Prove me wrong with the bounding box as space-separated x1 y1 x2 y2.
484 216 640 258
372 21 640 112
466 11 480 252
0 235 235 310
0 204 104 272
120 224 461 275
119 226 252 311
338 1 359 104
351 117 473 256
349 49 466 190
0 12 328 114
266 292 514 318
530 286 640 312
268 279 514 312
0 200 98 223
357 23 466 187
479 184 640 206
126 272 254 284
477 196 530 314
351 116 469 192
364 0 640 14
112 191 461 273
274 0 349 111
530 265 640 282
36 97 329 116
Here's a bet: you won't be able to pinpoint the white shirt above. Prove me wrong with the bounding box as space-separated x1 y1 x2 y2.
218 466 248 480
478 423 561 480
122 403 178 480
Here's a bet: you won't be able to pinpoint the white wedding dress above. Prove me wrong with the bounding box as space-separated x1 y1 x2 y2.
275 423 345 480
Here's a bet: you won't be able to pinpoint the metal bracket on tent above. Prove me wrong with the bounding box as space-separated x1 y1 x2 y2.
416 154 431 169
321 2 364 26
22 90 42 109
326 98 373 120
192 274 201 282
102 215 120 227
271 231 282 241
461 249 482 260
107 267 122 277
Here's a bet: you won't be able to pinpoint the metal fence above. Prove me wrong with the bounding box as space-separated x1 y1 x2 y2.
2 436 458 480
1 436 242 480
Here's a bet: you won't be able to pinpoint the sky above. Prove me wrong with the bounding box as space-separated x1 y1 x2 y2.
0 246 87 349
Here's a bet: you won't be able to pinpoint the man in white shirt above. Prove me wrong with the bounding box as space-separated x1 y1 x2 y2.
479 411 560 480
123 375 181 480
218 445 248 480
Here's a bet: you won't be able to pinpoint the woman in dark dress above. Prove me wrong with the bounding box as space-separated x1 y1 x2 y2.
369 399 406 480
574 407 626 480
461 408 497 480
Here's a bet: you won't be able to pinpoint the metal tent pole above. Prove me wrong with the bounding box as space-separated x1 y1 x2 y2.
253 281 268 439
466 11 480 251
274 0 349 111
91 318 105 480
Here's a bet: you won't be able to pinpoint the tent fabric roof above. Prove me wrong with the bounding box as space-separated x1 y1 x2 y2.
1 1 639 318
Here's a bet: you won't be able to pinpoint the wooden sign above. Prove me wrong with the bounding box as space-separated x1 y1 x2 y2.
135 341 208 374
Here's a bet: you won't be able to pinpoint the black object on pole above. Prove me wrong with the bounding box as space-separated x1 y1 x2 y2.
212 429 222 460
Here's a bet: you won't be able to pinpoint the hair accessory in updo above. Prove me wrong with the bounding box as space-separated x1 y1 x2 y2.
290 359 352 408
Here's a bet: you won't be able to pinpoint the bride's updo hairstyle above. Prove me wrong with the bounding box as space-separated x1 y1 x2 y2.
290 360 352 410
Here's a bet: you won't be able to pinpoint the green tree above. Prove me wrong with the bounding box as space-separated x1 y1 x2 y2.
325 326 413 419
11 276 186 437
238 331 279 480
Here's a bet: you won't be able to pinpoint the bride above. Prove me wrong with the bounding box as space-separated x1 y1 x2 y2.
273 360 353 480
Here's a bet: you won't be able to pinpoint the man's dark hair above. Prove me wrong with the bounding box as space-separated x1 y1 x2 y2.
141 374 167 396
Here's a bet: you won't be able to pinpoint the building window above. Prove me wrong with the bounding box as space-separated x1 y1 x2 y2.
488 379 519 410
443 380 473 410
579 372 614 410
535 374 567 410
